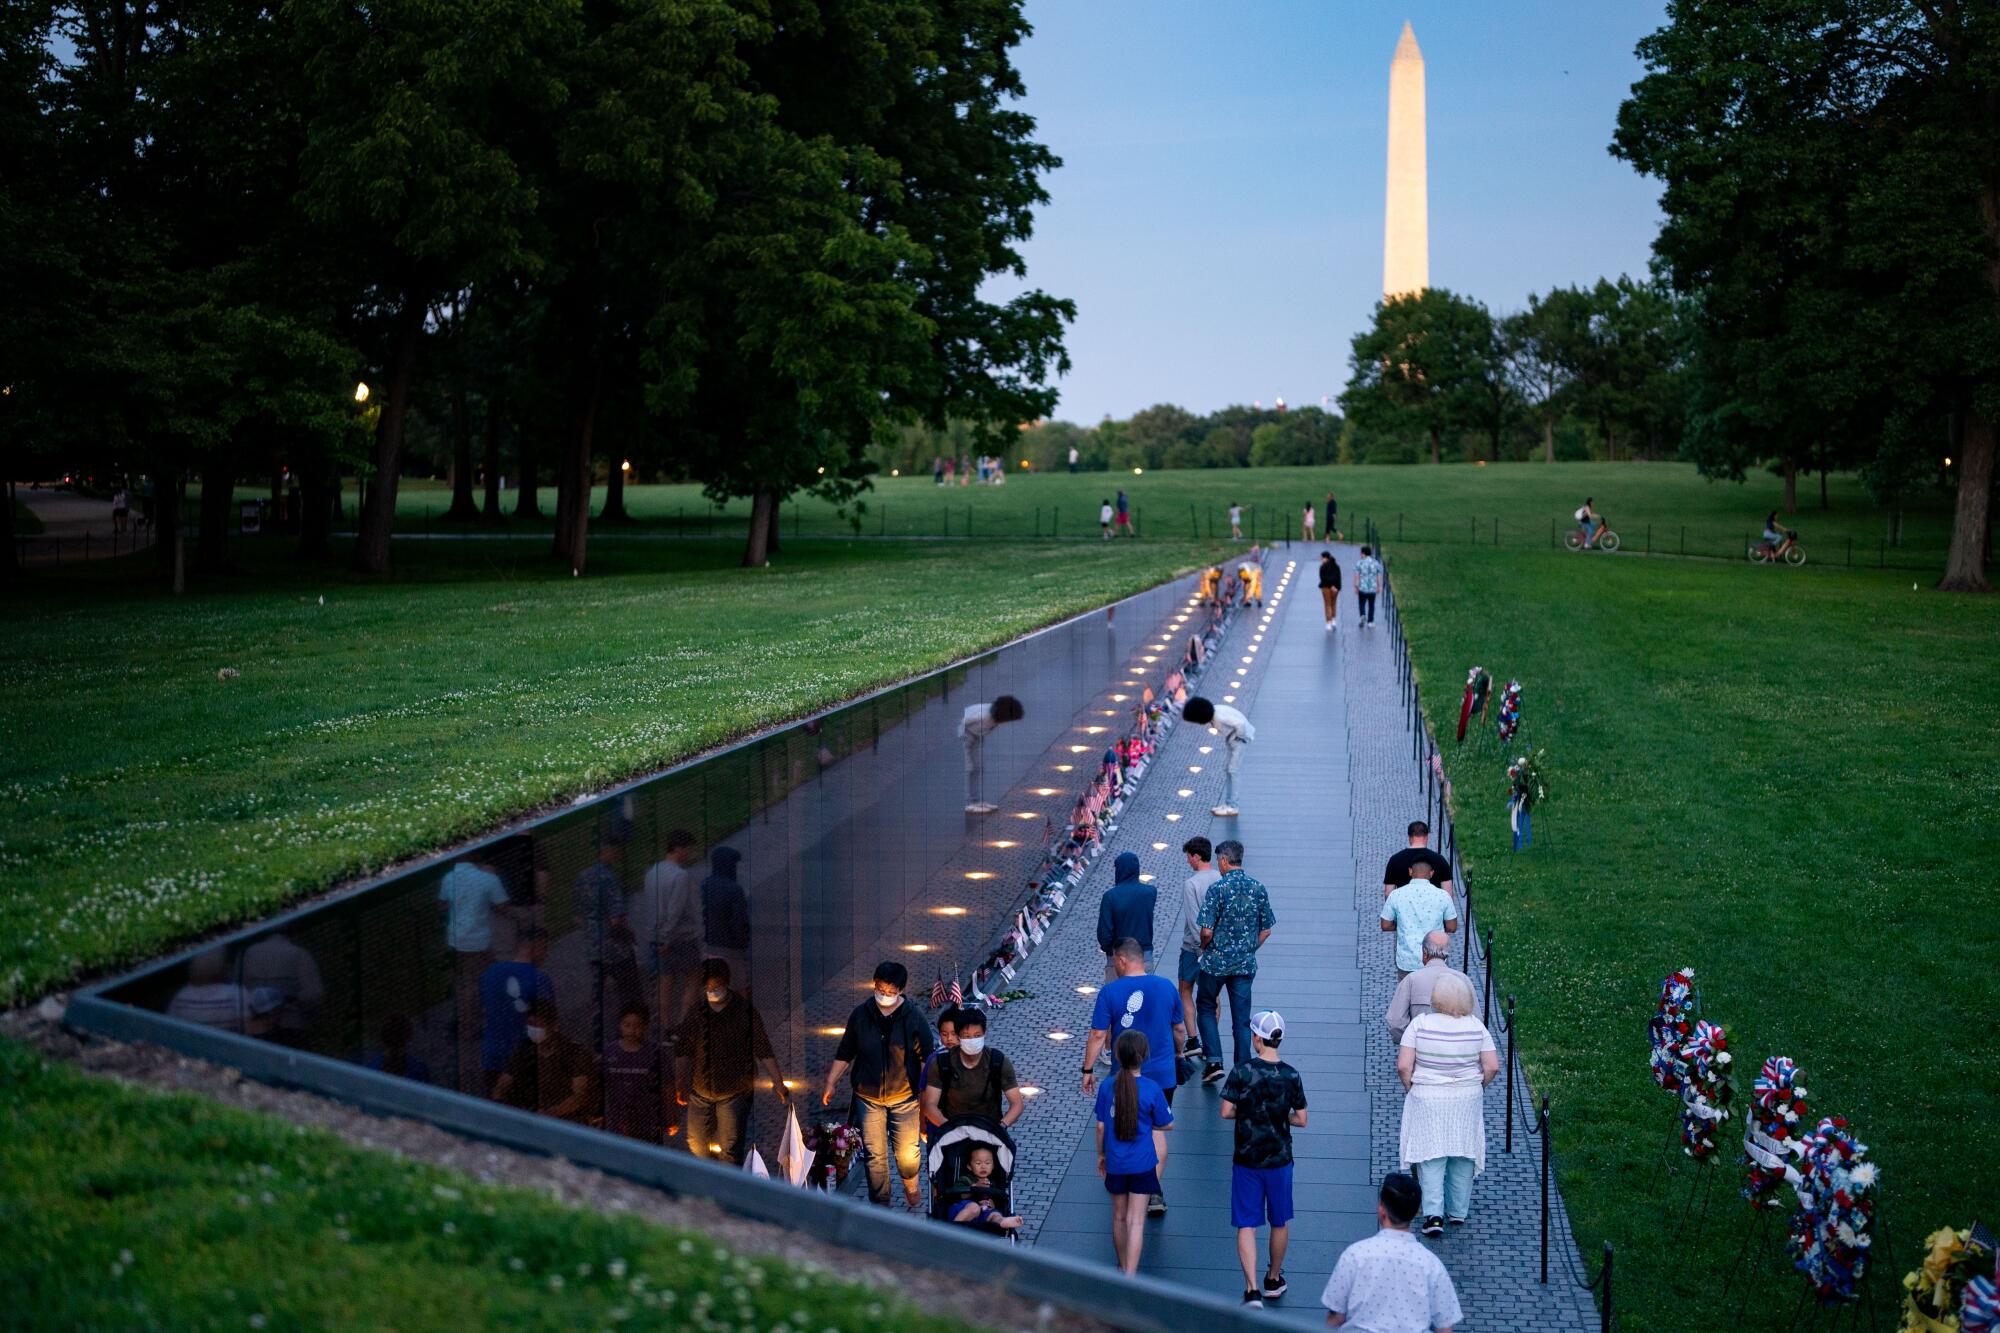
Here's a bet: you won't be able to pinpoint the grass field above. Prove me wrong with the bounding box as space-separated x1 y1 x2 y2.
1391 544 2000 1329
0 1041 956 1332
366 462 1957 570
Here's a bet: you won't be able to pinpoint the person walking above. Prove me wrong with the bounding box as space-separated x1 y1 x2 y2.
1221 1011 1308 1308
1318 550 1342 632
1096 851 1156 980
1301 502 1316 543
1380 859 1458 980
821 962 934 1209
635 830 704 1031
1100 497 1114 541
1322 1173 1464 1329
1068 444 1080 473
1354 545 1383 628
676 960 788 1164
1325 490 1343 541
922 1006 1025 1130
1182 696 1254 817
1115 489 1133 537
1397 973 1498 1235
1385 931 1470 1045
1082 938 1188 1217
1094 1030 1173 1276
1177 837 1221 1058
959 693 1025 814
1229 502 1244 540
1382 820 1454 899
1194 839 1275 1079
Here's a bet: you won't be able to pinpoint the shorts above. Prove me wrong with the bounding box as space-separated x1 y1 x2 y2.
1178 947 1202 985
1104 1168 1161 1197
1230 1163 1296 1229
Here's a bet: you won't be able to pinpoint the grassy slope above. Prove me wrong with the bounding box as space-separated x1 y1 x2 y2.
1392 545 2000 1329
376 462 1957 566
0 1041 956 1333
1 537 1218 1004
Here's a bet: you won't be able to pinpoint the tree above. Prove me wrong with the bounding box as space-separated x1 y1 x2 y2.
1247 406 1340 467
1502 287 1593 462
1340 289 1498 465
1615 0 2000 590
1125 403 1201 469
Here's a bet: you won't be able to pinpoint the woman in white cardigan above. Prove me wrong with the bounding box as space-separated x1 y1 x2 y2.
1396 971 1500 1236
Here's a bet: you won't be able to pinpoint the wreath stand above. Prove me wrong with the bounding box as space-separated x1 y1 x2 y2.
1782 1201 1895 1333
1665 1153 1722 1248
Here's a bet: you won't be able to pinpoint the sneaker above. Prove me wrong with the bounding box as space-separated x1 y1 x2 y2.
1262 1271 1289 1298
1422 1216 1445 1238
1324 620 1332 632
963 801 998 814
1181 1037 1203 1058
1241 1292 1264 1309
1147 1193 1167 1217
1201 1062 1225 1084
1447 1216 1468 1226
1211 804 1239 817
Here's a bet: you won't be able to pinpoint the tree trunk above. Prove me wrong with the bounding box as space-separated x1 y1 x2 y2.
551 363 601 574
196 458 234 576
1428 425 1440 466
515 420 542 518
297 447 334 559
601 457 630 524
766 488 782 555
480 391 504 523
444 389 479 521
1939 405 1994 591
1783 458 1798 515
1543 417 1554 464
153 465 186 594
1818 448 1830 510
742 490 774 568
352 294 425 574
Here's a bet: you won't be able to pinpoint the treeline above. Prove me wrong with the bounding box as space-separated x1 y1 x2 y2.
0 0 1070 587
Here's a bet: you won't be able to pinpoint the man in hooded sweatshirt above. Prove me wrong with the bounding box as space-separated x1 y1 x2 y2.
1097 850 1156 982
700 846 752 983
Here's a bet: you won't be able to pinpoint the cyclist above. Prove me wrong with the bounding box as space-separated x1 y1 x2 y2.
1574 498 1603 550
1760 511 1796 561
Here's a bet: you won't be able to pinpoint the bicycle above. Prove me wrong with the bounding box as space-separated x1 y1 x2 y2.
1564 523 1620 553
1749 536 1806 566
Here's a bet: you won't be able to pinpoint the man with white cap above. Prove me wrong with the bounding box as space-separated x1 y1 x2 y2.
1221 1009 1309 1308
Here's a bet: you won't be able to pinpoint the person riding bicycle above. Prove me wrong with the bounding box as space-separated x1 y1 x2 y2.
1761 511 1796 559
1574 498 1604 550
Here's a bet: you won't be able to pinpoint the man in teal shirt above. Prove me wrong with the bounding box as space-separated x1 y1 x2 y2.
1196 840 1276 1079
1379 860 1458 979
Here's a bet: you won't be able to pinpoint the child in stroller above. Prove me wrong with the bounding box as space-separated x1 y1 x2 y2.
928 1118 1023 1237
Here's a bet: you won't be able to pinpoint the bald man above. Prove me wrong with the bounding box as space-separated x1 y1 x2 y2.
1384 931 1472 1044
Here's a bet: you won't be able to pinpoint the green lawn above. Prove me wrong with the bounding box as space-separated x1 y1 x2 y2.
1 536 1218 1006
1392 544 2000 1330
0 1040 958 1332
372 461 1956 570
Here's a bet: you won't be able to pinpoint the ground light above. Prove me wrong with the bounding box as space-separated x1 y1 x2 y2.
931 906 967 916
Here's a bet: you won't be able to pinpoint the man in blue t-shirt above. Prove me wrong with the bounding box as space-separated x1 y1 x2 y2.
1081 937 1187 1216
479 928 554 1092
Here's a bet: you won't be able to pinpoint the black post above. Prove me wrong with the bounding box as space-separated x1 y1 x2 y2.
1480 925 1493 1015
1539 1093 1551 1284
1504 995 1518 1152
1601 1243 1615 1333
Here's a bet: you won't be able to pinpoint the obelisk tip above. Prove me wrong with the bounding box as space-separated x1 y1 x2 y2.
1394 20 1421 62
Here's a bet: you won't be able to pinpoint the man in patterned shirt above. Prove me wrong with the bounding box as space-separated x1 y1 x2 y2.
1354 546 1384 628
1195 839 1276 1080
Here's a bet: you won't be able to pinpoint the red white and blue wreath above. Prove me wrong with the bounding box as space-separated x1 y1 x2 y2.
1495 679 1522 742
1742 1056 1809 1208
1648 968 1698 1092
1677 1019 1736 1161
1788 1116 1878 1304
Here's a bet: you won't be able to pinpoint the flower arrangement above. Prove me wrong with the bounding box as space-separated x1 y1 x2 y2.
1495 680 1522 742
1457 666 1492 742
1648 969 1698 1092
1901 1225 2000 1332
1788 1117 1878 1304
1742 1056 1809 1207
803 1120 862 1188
1506 750 1546 810
1676 1019 1736 1161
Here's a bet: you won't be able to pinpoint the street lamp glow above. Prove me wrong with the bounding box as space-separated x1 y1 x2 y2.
353 382 370 403
1133 467 1144 475
619 459 631 473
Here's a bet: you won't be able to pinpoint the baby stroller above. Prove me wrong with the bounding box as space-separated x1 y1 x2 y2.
927 1116 1020 1243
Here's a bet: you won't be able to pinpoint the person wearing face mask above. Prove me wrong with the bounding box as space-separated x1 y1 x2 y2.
921 1008 1024 1130
823 962 934 1208
672 960 788 1165
492 999 593 1123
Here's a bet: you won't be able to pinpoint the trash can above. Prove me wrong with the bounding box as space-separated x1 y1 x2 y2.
239 499 264 535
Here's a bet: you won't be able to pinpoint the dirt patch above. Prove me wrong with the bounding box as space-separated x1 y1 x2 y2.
7 1000 1109 1333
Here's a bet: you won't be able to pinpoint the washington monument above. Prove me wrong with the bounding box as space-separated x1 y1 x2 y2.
1383 20 1429 299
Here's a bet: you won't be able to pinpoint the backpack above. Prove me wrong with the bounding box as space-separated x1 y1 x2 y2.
934 1050 1003 1119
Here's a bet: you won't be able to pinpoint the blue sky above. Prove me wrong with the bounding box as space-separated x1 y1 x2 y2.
989 1 1669 422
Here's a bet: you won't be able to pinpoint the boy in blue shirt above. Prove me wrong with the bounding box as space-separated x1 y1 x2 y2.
1221 1010 1309 1308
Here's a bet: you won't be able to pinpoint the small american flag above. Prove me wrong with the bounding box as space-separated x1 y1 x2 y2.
948 975 963 1007
928 973 948 1010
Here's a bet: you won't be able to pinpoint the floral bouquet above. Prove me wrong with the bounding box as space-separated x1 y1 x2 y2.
1495 680 1522 742
1742 1056 1809 1208
1788 1117 1878 1304
1901 1225 1999 1332
803 1120 862 1188
1648 969 1698 1092
1458 666 1492 742
1676 1019 1736 1161
1506 748 1546 850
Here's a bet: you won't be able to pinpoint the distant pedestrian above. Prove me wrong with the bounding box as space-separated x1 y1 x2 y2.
1069 444 1080 473
1238 561 1263 607
1318 550 1342 632
1100 497 1114 540
822 961 933 1208
1083 937 1188 1217
493 999 593 1123
438 856 515 1090
1229 501 1244 540
1222 1010 1308 1309
933 456 945 486
1182 696 1254 817
1095 1030 1174 1276
111 487 131 533
960 693 1025 814
1397 973 1498 1235
601 1001 670 1144
1302 502 1316 543
1096 851 1156 979
1194 839 1275 1078
1354 546 1383 627
635 830 704 1030
676 960 788 1164
1115 488 1133 537
1325 490 1343 541
1382 820 1453 899
1385 931 1471 1045
1322 1172 1464 1329
1177 837 1221 1057
1380 860 1458 980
